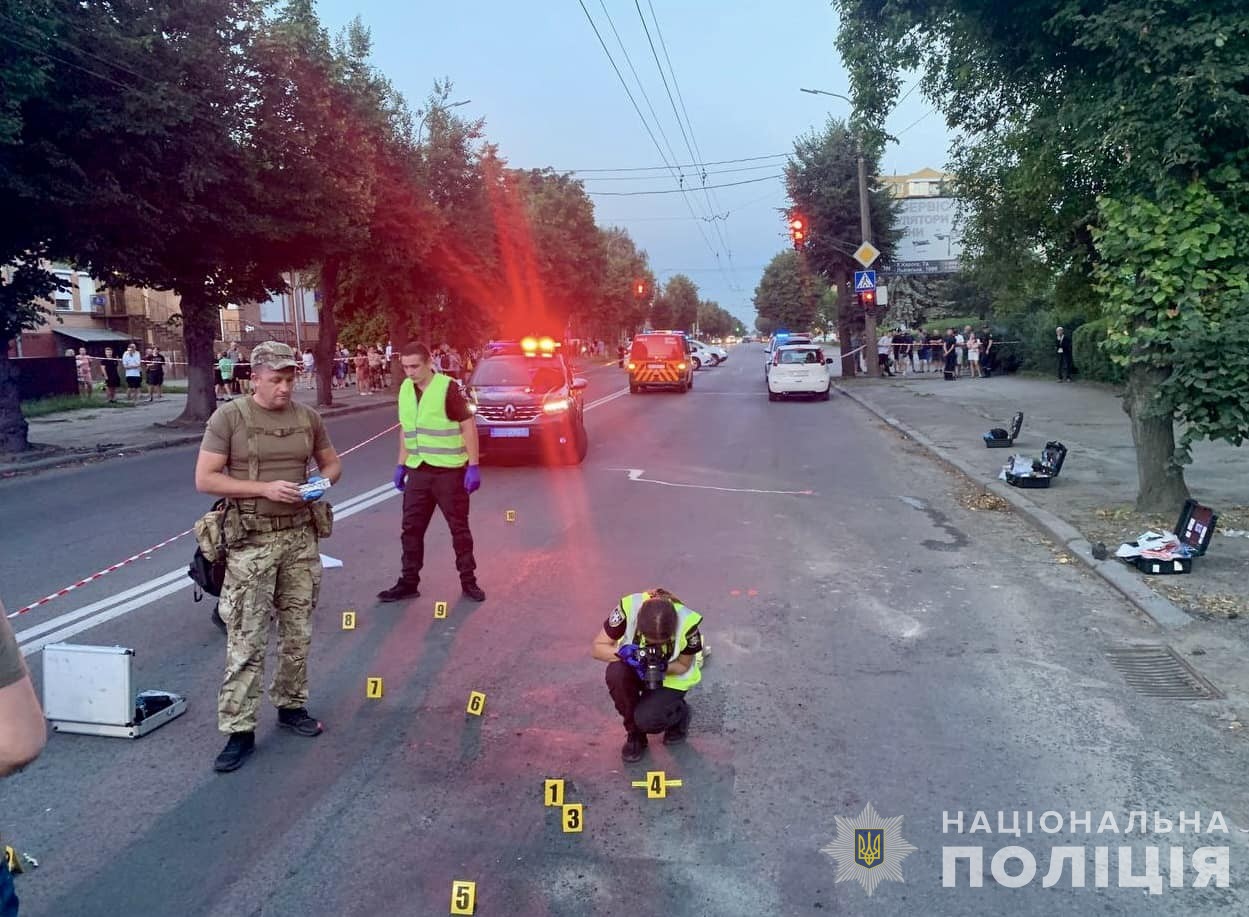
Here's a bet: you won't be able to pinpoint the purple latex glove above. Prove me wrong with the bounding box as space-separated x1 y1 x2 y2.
464 464 481 494
392 465 407 492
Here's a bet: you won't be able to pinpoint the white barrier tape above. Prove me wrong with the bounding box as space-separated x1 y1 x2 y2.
5 424 398 620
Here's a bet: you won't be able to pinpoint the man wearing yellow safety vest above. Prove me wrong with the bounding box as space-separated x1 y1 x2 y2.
377 343 485 603
591 588 704 762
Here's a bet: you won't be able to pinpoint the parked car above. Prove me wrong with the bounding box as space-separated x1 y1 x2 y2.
764 333 812 378
689 339 727 365
767 343 832 401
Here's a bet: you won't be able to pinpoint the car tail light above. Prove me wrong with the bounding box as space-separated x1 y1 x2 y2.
773 352 781 365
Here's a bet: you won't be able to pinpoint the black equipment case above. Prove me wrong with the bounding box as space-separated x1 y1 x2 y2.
1005 441 1067 489
984 411 1024 449
1127 499 1219 576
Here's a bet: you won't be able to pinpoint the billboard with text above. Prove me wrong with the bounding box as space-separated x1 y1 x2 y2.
890 197 965 275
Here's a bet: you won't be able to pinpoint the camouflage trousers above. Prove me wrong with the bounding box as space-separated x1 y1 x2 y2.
217 522 321 733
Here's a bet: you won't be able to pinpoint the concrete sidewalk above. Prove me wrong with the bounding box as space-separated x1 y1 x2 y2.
832 372 1248 632
2 384 398 478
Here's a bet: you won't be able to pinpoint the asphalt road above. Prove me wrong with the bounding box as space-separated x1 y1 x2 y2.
2 344 1246 916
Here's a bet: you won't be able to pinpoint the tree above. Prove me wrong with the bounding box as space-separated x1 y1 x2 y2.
652 274 699 331
596 226 653 341
696 300 737 339
752 251 821 333
835 0 1249 510
784 118 899 375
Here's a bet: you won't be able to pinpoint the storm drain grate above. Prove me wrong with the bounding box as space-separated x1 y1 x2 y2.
1104 646 1223 700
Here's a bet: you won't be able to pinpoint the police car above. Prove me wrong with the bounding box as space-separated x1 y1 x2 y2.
764 331 812 378
767 343 832 401
466 337 589 463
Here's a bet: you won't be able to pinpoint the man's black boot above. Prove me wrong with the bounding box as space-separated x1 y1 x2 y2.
277 706 323 737
621 732 648 763
462 581 486 602
377 581 420 602
213 731 255 772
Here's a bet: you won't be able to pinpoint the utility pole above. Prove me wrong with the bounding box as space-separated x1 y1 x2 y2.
857 145 880 377
801 88 881 377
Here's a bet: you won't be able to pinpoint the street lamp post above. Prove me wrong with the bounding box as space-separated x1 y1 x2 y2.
800 88 880 377
416 99 471 146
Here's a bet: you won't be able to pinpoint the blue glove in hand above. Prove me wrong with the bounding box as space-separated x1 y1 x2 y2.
301 475 329 502
464 464 481 494
392 465 407 493
616 644 645 679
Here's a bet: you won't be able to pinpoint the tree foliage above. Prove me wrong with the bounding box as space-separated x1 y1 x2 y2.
834 0 1249 509
651 274 699 331
753 251 822 333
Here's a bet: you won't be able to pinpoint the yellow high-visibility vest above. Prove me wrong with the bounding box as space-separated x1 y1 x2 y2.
399 374 467 469
617 592 702 690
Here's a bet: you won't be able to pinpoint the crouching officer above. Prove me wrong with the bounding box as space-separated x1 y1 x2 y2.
591 588 704 763
195 341 342 773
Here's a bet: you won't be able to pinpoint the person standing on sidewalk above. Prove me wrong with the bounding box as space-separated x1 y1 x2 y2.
122 342 143 402
146 346 166 400
1056 326 1073 381
195 341 342 773
217 351 235 401
967 331 982 378
101 346 121 401
942 328 958 380
378 342 485 604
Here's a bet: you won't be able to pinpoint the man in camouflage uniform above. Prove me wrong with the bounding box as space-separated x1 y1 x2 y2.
195 341 342 772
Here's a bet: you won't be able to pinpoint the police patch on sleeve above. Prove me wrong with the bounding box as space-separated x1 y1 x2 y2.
683 626 703 653
607 606 625 627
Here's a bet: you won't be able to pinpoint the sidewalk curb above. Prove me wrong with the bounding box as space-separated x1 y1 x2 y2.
0 397 398 479
832 381 1194 630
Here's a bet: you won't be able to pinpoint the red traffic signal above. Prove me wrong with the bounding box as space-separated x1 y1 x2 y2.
789 216 807 250
857 289 877 310
634 280 647 297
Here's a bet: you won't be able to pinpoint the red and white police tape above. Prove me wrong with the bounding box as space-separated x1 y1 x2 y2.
5 420 399 620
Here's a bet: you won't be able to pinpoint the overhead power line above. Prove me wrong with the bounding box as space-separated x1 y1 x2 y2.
579 161 783 181
586 174 783 196
562 152 788 173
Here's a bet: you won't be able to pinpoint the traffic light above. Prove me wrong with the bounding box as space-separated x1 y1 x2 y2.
789 216 807 250
633 279 647 298
857 289 877 312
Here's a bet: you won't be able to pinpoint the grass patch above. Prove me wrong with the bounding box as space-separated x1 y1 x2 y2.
21 395 136 418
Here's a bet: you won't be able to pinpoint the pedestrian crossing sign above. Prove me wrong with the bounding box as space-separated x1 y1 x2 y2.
854 270 877 292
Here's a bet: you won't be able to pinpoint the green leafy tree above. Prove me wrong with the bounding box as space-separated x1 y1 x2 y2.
753 251 820 333
835 0 1249 510
652 274 699 331
596 226 653 340
784 118 899 374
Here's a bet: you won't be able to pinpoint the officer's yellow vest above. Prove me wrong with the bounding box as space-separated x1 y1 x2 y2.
617 592 702 690
399 374 467 469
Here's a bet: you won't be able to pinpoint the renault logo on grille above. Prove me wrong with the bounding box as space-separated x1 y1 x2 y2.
503 404 516 420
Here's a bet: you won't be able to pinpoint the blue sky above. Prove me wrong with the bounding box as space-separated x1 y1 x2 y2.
316 1 951 326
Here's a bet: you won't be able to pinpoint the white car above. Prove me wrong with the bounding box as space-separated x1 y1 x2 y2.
767 344 832 401
764 334 812 377
686 339 719 370
690 339 727 364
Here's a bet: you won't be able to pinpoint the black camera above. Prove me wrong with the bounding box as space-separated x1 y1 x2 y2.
637 643 668 690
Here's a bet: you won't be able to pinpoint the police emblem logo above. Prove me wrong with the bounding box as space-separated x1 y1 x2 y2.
854 828 883 868
607 606 625 627
821 802 916 897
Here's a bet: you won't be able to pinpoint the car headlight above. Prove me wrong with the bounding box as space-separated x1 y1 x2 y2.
543 398 570 414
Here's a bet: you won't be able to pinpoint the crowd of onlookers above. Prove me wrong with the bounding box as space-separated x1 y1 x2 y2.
67 342 169 403
871 324 998 379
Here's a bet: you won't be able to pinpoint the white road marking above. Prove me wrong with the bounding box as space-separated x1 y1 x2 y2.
18 388 633 653
613 468 815 496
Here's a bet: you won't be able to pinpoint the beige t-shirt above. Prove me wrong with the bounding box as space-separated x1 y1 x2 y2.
200 398 332 515
1 600 26 690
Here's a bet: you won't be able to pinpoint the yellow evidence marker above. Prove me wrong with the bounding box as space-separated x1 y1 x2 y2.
466 691 486 716
434 601 448 619
450 880 476 915
505 509 517 522
341 610 356 630
543 778 565 807
631 770 683 799
562 803 584 833
366 677 384 699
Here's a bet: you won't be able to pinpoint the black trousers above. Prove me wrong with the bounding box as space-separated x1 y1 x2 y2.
400 465 476 586
1057 353 1073 381
606 661 689 735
